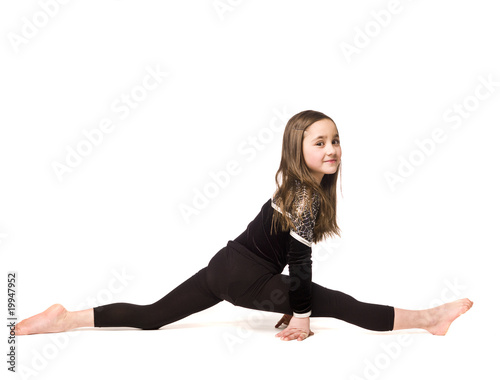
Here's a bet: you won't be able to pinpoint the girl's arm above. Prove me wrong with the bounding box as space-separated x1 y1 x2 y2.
287 235 313 317
276 181 319 340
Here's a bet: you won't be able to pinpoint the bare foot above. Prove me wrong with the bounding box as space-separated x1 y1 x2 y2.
15 304 70 335
424 298 473 335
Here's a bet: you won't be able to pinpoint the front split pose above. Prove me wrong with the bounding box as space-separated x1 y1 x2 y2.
16 110 473 341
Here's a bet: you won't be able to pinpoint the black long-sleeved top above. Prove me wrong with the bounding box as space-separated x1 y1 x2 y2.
233 180 320 317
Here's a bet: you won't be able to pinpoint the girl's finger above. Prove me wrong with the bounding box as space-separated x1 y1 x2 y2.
281 330 302 341
276 329 289 337
286 333 300 341
297 332 309 341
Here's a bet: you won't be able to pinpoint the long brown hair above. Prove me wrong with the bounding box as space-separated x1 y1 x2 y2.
271 110 342 243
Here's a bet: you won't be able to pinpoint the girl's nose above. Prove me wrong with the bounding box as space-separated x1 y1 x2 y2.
326 143 335 155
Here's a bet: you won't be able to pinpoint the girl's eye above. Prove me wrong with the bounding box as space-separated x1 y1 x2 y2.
316 140 340 146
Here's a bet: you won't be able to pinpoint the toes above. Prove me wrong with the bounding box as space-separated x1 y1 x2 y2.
15 322 28 336
461 298 473 312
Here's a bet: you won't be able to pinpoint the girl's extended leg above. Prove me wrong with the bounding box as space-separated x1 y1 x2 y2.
234 273 472 334
16 267 222 335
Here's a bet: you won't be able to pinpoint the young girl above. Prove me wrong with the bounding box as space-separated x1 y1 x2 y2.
15 110 472 341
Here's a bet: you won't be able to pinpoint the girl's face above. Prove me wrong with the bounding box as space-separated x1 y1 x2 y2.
302 118 342 184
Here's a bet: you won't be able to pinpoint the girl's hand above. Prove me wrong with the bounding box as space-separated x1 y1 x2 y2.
275 316 313 341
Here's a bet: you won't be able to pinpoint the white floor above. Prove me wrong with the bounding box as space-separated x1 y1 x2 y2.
13 297 492 380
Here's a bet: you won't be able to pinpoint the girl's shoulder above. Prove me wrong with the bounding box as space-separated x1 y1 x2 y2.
292 179 320 216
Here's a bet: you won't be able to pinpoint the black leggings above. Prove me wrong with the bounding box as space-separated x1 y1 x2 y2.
93 241 395 332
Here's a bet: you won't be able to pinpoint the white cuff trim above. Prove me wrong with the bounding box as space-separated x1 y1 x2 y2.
293 311 311 318
290 230 312 247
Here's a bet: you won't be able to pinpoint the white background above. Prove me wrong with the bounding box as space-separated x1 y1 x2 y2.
1 0 499 379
